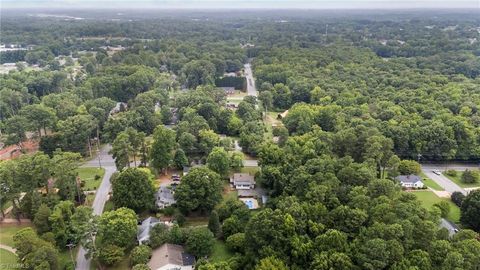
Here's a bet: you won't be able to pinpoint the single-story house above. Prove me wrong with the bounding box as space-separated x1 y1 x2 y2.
230 173 255 190
156 186 176 209
137 217 173 244
395 175 424 188
148 243 195 270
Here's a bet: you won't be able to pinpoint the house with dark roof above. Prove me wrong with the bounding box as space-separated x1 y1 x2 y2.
395 175 424 188
230 173 255 190
156 186 176 209
148 243 195 270
137 217 173 244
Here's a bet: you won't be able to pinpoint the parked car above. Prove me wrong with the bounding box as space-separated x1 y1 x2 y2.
433 170 442 175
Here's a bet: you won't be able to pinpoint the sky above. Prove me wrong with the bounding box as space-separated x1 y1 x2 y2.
2 0 479 10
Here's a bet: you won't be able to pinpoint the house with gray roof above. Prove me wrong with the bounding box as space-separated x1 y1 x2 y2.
137 217 160 244
395 174 424 188
230 173 255 190
156 185 176 209
148 243 195 270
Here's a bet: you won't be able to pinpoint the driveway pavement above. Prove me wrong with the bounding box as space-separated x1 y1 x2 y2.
421 164 470 195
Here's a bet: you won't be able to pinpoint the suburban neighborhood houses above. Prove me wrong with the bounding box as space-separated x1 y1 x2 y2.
396 174 425 189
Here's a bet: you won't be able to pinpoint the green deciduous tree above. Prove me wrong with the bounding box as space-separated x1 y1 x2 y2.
174 167 223 213
207 147 230 177
98 207 138 249
150 125 176 173
112 168 155 212
185 227 215 257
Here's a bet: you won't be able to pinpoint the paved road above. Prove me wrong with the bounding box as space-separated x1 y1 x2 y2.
421 164 471 195
422 163 479 171
244 63 257 97
76 145 116 270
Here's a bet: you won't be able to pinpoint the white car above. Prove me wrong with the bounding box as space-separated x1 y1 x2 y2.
432 170 442 175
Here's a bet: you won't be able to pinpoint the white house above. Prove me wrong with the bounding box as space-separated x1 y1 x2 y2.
395 175 424 188
230 173 255 190
148 244 195 270
137 217 173 245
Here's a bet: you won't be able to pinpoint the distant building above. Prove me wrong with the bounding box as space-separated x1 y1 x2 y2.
156 186 176 209
220 87 235 94
230 173 255 190
395 175 424 188
148 243 195 270
109 102 127 117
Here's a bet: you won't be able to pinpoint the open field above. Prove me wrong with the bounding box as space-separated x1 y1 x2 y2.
413 190 460 223
0 224 32 247
0 248 18 269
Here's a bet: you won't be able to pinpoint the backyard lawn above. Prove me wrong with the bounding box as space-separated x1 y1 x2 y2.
77 167 105 191
413 190 460 223
0 248 18 268
0 224 31 247
210 240 233 263
444 171 480 188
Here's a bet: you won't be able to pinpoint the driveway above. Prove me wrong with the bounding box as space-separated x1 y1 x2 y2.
76 145 116 270
421 165 468 196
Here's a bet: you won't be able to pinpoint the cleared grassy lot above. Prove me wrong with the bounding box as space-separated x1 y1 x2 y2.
0 224 31 247
77 167 105 190
0 248 18 269
413 190 460 223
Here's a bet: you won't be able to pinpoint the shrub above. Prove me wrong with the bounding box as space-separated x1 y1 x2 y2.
98 244 124 266
130 245 152 266
95 174 101 180
461 169 480 184
226 233 246 252
444 170 457 177
433 201 450 218
173 212 186 226
451 191 466 207
132 264 150 270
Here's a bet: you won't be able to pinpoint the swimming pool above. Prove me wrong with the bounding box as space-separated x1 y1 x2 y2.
244 199 254 209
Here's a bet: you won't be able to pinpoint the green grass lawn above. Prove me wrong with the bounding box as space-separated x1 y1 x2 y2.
209 240 233 263
58 247 78 269
77 167 105 191
418 172 444 191
413 190 460 223
0 224 32 247
444 171 480 188
239 167 260 175
0 248 18 269
184 217 209 227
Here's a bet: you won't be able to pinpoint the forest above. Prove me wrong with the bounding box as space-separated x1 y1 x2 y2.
0 9 479 270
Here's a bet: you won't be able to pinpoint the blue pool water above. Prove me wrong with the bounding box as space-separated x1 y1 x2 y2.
244 200 254 209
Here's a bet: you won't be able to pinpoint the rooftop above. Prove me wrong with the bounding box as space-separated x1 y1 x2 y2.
148 244 195 269
395 174 422 183
232 173 255 185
